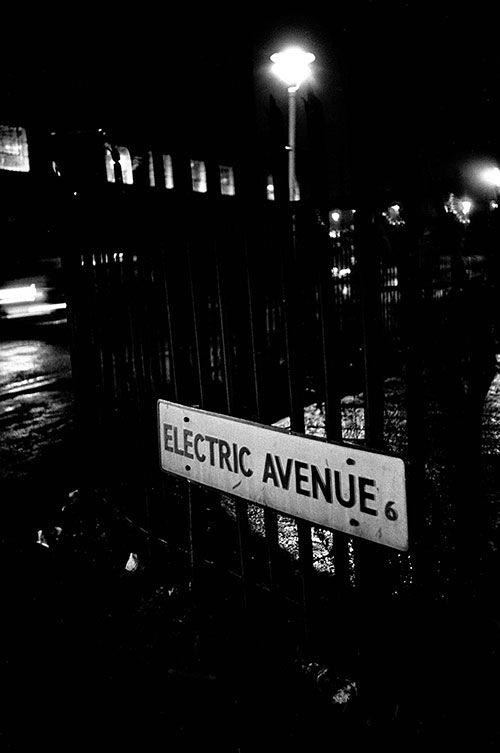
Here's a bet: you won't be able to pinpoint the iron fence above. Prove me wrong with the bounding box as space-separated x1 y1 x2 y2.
62 185 496 662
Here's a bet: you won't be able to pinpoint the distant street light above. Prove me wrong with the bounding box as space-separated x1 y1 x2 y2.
481 166 500 188
480 167 500 209
270 46 315 202
444 193 473 224
480 165 500 209
461 199 472 217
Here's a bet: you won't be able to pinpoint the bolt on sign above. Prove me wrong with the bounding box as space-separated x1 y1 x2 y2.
157 401 408 551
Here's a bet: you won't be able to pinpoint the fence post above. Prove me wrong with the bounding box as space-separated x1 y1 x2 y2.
350 206 394 603
242 226 282 592
356 208 385 447
309 212 353 591
279 204 315 650
213 227 252 612
399 202 432 595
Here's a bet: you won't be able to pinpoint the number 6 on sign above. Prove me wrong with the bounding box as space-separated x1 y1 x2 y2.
158 400 409 551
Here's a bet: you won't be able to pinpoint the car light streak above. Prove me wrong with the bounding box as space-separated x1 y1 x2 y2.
4 302 67 320
0 284 37 304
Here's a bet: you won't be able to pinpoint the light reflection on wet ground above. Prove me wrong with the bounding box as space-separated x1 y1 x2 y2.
0 389 75 480
0 336 74 482
0 338 71 394
483 370 500 455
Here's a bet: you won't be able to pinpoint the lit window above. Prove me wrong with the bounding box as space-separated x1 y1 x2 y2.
191 159 207 193
105 145 133 184
148 151 155 187
266 174 275 201
219 165 235 196
0 125 30 172
132 154 143 180
163 154 174 189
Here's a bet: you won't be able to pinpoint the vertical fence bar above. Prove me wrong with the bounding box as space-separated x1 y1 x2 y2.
187 480 204 599
186 240 206 411
182 206 214 608
350 206 394 599
243 222 282 593
346 207 406 722
213 223 251 611
399 203 431 595
158 236 180 403
356 209 385 448
243 235 262 421
280 205 314 649
311 217 353 591
280 208 306 434
62 240 94 498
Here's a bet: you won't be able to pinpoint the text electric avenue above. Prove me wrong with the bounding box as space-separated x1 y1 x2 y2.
158 401 408 551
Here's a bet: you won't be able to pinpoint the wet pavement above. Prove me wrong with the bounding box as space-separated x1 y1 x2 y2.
0 329 76 536
0 330 72 398
0 389 74 479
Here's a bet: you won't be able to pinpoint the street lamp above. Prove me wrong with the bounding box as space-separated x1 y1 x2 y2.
481 166 500 188
270 46 315 202
481 166 500 209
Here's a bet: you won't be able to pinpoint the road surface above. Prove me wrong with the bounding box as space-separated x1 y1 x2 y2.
0 327 76 532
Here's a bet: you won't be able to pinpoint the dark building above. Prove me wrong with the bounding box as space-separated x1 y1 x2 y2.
1 23 268 278
3 5 500 265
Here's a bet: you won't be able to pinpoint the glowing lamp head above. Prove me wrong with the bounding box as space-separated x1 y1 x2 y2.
481 166 500 188
461 199 472 215
270 46 315 90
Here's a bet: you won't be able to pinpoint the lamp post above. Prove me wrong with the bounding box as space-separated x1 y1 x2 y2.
270 46 315 202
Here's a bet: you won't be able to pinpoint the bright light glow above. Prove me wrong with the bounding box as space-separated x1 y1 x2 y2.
220 165 235 196
482 166 500 188
0 281 66 322
4 302 66 320
267 175 275 201
105 145 133 185
0 342 41 376
163 154 174 189
270 47 315 89
0 284 37 305
331 211 341 223
444 193 472 224
191 159 207 193
340 267 351 277
332 267 351 278
148 151 155 187
0 125 30 172
382 204 405 227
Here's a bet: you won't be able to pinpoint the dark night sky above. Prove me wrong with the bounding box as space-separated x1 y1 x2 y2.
4 3 500 200
251 3 500 199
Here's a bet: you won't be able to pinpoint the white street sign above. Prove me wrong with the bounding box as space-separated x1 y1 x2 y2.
158 400 408 551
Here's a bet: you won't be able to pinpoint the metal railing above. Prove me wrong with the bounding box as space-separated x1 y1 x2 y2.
63 187 497 660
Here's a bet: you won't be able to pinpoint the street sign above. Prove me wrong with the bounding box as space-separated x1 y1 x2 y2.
157 400 408 551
